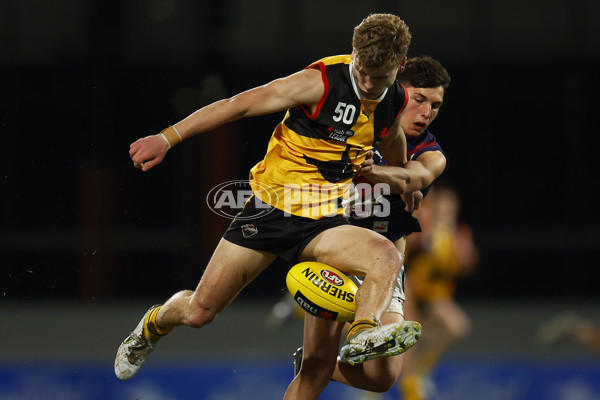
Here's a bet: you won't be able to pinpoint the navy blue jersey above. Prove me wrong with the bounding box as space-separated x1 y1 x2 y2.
350 129 446 241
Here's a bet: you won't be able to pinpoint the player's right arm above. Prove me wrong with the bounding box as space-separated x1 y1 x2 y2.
358 150 446 194
129 68 325 171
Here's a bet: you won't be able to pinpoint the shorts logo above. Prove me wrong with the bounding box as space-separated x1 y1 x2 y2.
373 221 389 233
241 224 258 238
320 269 344 286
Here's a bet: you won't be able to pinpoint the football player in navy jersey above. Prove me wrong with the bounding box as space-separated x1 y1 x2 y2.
293 56 451 396
116 13 425 400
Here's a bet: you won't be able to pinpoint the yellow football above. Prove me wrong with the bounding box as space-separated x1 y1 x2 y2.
286 261 357 322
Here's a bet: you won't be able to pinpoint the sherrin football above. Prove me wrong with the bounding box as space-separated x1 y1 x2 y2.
286 261 358 322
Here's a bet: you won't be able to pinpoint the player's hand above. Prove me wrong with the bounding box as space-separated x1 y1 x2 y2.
129 134 170 172
402 190 423 212
358 151 375 174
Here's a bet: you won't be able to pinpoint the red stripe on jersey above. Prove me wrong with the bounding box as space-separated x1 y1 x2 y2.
376 84 408 142
301 61 329 120
395 83 409 121
379 126 389 140
408 141 437 159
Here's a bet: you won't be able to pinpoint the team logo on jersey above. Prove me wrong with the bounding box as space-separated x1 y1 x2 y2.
327 127 354 143
241 224 258 238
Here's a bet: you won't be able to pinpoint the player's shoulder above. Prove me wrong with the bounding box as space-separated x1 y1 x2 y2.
303 55 350 80
408 129 446 160
311 54 352 67
409 129 439 146
421 129 439 143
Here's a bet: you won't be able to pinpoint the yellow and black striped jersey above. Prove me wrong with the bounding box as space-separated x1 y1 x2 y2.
250 55 408 219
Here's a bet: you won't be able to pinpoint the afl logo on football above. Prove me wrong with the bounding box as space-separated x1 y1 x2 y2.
320 269 344 287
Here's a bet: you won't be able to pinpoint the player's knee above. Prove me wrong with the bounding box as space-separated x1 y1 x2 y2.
370 371 398 392
354 377 397 393
371 239 403 275
299 356 335 383
302 346 337 372
185 300 219 328
365 362 402 392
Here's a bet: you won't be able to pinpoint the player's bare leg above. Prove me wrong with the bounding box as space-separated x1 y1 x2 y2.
114 238 276 380
301 225 420 364
284 314 345 400
322 237 415 391
154 239 276 328
301 225 401 321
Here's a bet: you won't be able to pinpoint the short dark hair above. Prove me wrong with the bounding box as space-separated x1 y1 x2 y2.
398 56 451 91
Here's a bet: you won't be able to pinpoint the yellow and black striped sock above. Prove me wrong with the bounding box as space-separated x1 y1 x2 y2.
346 318 378 340
143 306 173 342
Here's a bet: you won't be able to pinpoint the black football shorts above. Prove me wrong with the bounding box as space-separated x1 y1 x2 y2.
223 195 349 263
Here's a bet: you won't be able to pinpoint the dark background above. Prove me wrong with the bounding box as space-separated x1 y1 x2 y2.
1 0 599 302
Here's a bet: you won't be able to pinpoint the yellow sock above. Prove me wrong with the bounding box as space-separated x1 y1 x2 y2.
400 375 426 400
346 318 378 340
143 306 173 341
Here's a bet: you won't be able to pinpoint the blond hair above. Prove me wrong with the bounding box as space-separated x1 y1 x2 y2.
352 13 411 71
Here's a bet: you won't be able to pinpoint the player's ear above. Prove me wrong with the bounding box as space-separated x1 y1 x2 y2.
398 57 407 74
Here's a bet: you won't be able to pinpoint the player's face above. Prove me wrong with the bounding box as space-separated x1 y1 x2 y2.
401 86 445 138
352 60 401 100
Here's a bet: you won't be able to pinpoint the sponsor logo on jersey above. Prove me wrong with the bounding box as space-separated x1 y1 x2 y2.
301 267 355 303
241 224 258 238
327 127 354 143
294 290 339 321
